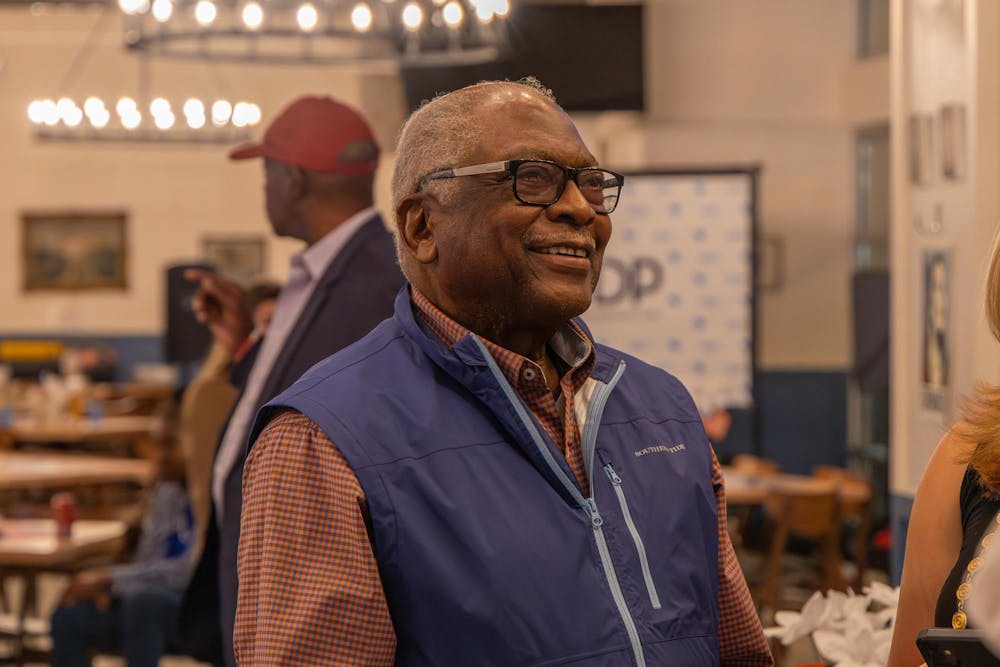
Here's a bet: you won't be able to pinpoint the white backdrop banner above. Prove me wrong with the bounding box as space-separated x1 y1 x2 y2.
583 170 756 412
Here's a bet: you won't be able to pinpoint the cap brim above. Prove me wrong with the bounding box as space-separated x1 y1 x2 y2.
228 142 266 160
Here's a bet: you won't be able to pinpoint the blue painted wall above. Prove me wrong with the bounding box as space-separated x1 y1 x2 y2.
716 370 849 475
0 334 163 382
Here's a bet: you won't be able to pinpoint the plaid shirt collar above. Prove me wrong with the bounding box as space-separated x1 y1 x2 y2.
410 287 596 393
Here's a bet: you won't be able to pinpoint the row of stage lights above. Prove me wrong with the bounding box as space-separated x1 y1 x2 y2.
117 0 510 32
27 97 262 131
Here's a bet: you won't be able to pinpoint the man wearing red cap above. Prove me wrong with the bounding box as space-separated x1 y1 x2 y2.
179 95 403 667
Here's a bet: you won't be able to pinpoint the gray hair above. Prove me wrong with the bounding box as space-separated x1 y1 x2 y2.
390 77 556 216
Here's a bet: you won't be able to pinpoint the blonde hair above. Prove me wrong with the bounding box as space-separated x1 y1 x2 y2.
958 230 1000 496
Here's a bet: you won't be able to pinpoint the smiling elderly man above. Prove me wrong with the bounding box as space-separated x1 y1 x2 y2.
235 78 772 666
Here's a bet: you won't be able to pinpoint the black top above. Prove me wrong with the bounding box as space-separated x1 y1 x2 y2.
934 465 1000 627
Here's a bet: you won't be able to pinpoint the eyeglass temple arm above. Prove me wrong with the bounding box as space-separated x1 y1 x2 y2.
417 161 510 191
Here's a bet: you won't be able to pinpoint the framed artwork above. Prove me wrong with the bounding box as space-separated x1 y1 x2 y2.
202 235 267 286
21 211 128 291
921 249 951 414
908 113 935 187
940 103 967 182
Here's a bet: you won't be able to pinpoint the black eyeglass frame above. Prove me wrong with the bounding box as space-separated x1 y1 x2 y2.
416 158 626 214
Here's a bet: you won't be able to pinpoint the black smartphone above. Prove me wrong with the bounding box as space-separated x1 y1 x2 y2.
916 628 1000 666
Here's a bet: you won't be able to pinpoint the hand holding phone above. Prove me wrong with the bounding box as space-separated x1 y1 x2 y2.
184 268 253 353
917 628 1000 666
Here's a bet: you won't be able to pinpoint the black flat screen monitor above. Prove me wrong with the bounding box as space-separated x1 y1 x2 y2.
401 4 645 112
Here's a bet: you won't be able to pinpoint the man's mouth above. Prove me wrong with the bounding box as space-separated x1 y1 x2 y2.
534 246 591 259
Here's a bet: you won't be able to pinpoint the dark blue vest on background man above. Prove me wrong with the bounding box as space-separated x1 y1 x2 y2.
252 289 721 666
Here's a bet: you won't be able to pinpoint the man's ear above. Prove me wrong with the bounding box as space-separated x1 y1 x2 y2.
287 165 307 202
396 194 438 265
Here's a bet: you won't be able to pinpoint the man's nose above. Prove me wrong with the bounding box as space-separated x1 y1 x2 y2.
546 180 596 226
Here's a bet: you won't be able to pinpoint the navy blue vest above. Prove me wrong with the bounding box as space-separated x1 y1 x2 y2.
252 290 721 666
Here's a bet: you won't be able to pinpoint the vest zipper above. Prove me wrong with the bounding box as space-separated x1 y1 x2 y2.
604 464 662 610
470 341 645 667
582 361 646 667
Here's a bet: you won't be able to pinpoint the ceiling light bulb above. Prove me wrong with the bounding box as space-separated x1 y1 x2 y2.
246 103 262 125
56 97 75 118
116 96 137 116
83 97 104 117
232 101 252 127
493 0 508 17
63 106 84 127
241 2 263 29
474 1 492 22
154 111 175 130
90 110 110 128
41 100 60 126
118 0 149 15
183 98 204 117
122 111 142 130
152 0 172 21
150 97 171 117
194 0 217 26
211 99 232 125
187 113 206 129
401 2 422 30
350 3 372 31
296 3 318 31
28 100 46 124
442 1 462 26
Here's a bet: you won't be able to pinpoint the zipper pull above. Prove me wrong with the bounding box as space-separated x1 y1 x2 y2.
604 463 622 486
584 498 604 527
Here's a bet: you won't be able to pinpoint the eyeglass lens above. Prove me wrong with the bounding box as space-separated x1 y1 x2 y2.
514 161 621 213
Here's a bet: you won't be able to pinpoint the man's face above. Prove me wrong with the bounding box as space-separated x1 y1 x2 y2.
425 91 612 330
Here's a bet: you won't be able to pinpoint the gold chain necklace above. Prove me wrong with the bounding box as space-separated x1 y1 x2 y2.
953 509 1000 629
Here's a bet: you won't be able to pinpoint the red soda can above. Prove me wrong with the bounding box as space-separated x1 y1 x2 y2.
51 493 76 538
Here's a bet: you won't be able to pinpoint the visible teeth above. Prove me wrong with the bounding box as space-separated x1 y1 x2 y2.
537 246 587 257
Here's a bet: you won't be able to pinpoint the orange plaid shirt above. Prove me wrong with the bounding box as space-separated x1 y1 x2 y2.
236 289 773 666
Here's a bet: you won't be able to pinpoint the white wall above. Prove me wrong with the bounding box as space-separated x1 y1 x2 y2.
889 0 1000 496
630 0 857 369
0 4 390 334
0 0 860 374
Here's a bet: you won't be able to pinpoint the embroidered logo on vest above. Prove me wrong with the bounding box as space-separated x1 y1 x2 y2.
634 443 686 457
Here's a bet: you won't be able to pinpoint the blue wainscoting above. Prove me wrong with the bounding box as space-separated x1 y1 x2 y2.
715 370 849 476
0 334 163 382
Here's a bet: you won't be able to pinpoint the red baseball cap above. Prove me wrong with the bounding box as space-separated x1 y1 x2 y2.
228 95 378 175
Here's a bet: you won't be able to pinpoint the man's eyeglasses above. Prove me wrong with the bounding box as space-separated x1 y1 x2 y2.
416 159 626 215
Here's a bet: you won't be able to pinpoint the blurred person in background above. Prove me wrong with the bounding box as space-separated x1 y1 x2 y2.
178 281 279 568
887 233 1000 666
50 412 193 667
179 95 404 667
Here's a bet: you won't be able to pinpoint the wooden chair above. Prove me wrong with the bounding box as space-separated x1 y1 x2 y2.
754 479 843 611
731 453 781 476
812 465 874 590
728 454 780 550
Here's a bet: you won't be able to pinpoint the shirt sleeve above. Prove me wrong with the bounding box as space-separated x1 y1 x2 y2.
235 410 397 667
109 482 194 597
712 449 775 665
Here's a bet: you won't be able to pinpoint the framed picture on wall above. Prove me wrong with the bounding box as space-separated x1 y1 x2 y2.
921 248 951 415
21 211 128 291
908 113 935 187
940 103 967 182
201 235 267 286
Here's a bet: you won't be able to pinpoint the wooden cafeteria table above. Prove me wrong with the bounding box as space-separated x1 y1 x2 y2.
0 451 153 491
7 415 161 445
721 467 872 506
0 518 127 568
0 519 128 662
